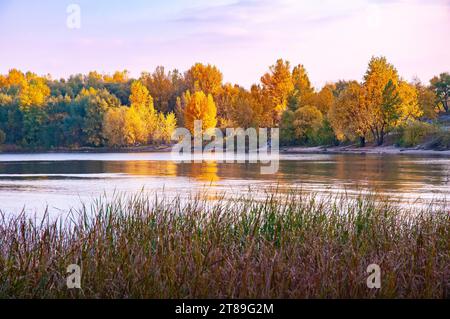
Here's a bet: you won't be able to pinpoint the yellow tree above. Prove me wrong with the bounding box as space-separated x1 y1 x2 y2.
291 64 314 107
261 59 294 123
6 69 27 88
397 81 422 124
363 56 401 145
124 106 147 145
185 63 223 96
329 81 371 146
154 112 177 143
129 80 157 141
313 85 335 115
103 107 127 147
184 91 217 133
414 80 438 119
17 73 50 107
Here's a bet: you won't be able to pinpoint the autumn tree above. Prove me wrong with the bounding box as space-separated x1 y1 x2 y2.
291 64 314 108
363 56 420 145
154 112 177 144
129 80 157 141
185 63 223 96
214 83 240 128
175 90 191 128
123 106 147 145
261 59 294 123
430 72 449 113
184 91 217 133
413 79 438 119
141 66 183 113
103 107 127 147
228 89 258 129
329 81 370 146
397 80 422 124
313 85 335 115
18 73 50 107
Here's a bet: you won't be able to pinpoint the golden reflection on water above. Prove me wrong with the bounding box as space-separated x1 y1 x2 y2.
0 154 449 212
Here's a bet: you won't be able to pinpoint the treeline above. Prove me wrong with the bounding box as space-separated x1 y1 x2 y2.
0 57 448 149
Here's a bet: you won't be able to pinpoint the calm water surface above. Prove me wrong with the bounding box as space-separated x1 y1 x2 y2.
0 152 449 214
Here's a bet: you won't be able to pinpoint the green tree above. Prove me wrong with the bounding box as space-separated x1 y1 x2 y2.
293 105 323 144
280 110 296 145
430 73 449 113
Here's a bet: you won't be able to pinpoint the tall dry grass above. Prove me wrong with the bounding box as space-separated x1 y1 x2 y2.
0 192 448 298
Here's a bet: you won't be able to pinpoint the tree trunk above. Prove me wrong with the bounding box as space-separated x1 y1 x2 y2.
359 136 366 147
377 134 384 146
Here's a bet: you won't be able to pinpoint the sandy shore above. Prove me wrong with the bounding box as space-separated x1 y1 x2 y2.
0 144 174 154
1 144 449 156
281 145 450 156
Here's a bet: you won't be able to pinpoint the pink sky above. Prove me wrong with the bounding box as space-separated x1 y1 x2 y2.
0 0 449 89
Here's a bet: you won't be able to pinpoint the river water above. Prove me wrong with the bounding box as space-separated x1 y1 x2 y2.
0 152 449 214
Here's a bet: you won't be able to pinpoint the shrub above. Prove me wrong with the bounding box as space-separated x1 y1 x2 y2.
397 120 438 147
0 129 6 145
426 130 450 150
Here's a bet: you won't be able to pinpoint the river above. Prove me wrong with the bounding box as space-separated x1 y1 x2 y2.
0 152 449 214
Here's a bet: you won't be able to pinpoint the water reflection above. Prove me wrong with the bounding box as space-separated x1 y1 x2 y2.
0 153 449 213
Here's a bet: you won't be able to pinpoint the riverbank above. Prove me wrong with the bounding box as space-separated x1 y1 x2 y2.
0 144 173 154
281 145 450 156
1 143 450 156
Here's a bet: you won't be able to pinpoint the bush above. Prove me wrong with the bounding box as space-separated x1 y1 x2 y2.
0 129 6 145
280 110 296 146
313 119 339 146
397 121 438 147
425 130 450 150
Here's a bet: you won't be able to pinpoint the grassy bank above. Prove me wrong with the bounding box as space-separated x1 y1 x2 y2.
0 192 448 299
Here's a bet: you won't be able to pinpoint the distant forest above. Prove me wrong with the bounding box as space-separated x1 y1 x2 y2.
0 56 449 149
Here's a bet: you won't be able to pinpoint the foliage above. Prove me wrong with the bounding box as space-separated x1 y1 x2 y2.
430 72 450 112
363 57 401 145
329 81 370 146
291 64 314 108
396 120 439 147
293 105 324 144
140 66 185 113
261 59 294 122
184 91 217 133
103 107 127 147
280 110 296 145
0 59 446 149
414 80 439 119
185 63 223 96
0 129 5 145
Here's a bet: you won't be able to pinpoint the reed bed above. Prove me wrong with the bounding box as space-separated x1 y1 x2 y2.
0 192 448 298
